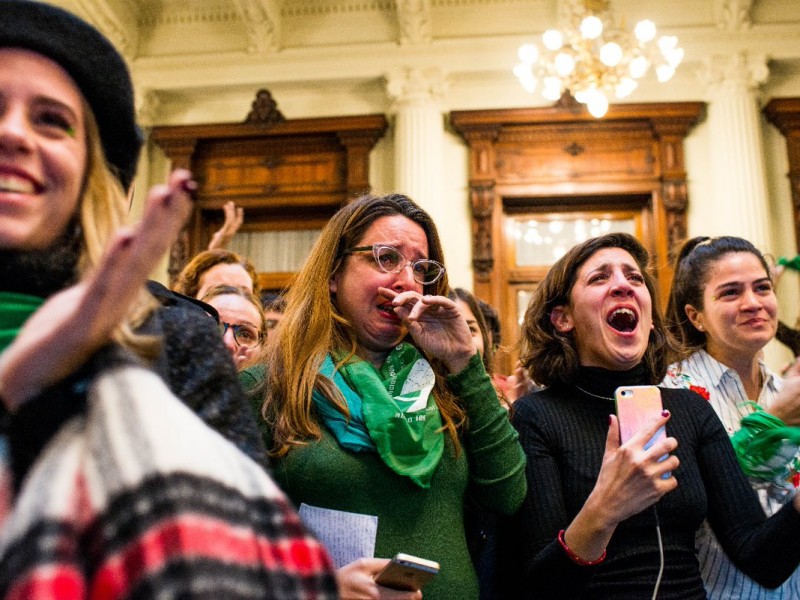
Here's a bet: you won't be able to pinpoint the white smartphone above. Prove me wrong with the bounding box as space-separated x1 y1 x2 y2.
615 385 671 479
374 553 440 591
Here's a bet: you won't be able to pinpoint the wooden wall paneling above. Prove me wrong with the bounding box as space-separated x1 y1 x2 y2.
451 102 704 372
151 105 387 284
764 98 800 254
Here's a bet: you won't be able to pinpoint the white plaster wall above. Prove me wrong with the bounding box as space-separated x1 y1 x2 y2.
105 0 800 374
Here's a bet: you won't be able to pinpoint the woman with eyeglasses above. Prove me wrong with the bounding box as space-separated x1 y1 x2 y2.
201 284 265 370
246 193 526 599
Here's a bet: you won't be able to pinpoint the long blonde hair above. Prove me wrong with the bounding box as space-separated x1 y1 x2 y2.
263 194 465 456
78 99 159 356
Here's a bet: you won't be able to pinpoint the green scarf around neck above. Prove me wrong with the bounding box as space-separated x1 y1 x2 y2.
312 343 444 488
0 292 44 354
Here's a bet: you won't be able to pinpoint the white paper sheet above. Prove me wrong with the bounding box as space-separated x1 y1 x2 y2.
298 503 378 568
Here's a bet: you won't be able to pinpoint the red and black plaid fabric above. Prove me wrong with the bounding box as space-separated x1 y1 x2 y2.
0 366 337 600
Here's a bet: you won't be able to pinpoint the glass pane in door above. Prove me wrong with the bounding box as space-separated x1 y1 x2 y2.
513 216 636 267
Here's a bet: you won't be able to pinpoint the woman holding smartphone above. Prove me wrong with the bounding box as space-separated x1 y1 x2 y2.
249 193 526 599
663 235 800 599
503 232 800 599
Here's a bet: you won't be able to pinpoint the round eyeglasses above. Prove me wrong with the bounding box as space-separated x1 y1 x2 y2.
219 321 262 349
343 244 445 285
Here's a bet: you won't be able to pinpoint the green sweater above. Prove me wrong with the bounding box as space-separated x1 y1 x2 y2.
242 354 526 599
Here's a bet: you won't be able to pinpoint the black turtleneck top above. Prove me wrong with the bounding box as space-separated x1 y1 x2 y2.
503 365 800 599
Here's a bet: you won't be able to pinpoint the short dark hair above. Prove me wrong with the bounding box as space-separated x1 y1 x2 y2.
449 288 494 374
260 291 287 313
475 297 502 349
519 233 674 387
666 236 772 356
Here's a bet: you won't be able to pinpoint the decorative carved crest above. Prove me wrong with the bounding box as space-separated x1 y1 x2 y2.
554 89 582 111
245 89 286 125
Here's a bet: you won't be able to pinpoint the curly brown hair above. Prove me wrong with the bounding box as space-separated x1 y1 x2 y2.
519 233 675 387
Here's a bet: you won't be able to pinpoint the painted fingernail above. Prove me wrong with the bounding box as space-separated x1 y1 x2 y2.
181 179 198 200
661 409 670 418
608 415 613 426
119 234 133 248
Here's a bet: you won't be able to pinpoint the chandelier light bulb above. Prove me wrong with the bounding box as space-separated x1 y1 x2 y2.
629 55 649 79
518 43 539 64
555 52 576 76
587 93 609 118
574 89 589 103
580 15 603 40
513 64 538 92
656 64 675 82
513 2 683 118
667 47 685 68
542 77 563 101
634 20 657 43
615 77 637 98
542 29 564 50
658 35 678 52
600 42 623 67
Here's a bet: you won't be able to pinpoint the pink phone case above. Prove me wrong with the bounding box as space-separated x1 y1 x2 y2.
615 385 665 448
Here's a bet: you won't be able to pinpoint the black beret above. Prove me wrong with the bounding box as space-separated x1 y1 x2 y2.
0 0 143 190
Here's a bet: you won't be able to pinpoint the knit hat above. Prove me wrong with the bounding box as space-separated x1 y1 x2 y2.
0 0 143 190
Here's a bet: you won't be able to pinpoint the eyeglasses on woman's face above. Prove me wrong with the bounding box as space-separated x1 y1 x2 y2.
219 321 262 348
342 244 445 285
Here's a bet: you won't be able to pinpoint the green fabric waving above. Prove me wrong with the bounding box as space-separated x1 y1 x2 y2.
0 292 44 354
731 402 800 493
316 343 444 488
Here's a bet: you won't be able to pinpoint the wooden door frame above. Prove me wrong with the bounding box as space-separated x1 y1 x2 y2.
450 101 704 368
497 201 650 372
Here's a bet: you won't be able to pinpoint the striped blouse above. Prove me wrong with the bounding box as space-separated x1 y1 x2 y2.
663 349 800 599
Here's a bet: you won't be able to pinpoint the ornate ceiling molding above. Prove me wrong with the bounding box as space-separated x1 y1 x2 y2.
231 0 280 53
74 0 138 59
281 1 393 17
138 4 240 27
713 0 755 31
397 0 432 46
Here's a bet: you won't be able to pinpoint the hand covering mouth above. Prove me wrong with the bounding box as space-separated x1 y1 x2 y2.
607 307 638 332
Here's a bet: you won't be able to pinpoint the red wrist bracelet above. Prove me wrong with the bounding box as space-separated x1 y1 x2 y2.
557 529 607 566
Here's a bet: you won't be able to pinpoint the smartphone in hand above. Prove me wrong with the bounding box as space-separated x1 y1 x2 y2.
615 385 671 478
374 553 440 591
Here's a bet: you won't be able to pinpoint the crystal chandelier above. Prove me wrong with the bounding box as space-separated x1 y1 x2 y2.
513 0 684 118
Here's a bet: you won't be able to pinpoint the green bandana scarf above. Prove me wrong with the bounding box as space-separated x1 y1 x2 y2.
0 292 44 354
731 401 800 489
313 343 444 488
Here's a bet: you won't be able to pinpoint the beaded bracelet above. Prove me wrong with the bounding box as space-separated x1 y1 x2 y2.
557 529 607 566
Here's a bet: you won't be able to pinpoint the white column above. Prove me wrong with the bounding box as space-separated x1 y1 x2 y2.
385 67 448 223
696 52 771 249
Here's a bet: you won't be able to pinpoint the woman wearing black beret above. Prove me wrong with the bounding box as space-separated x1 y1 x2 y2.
0 1 338 598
